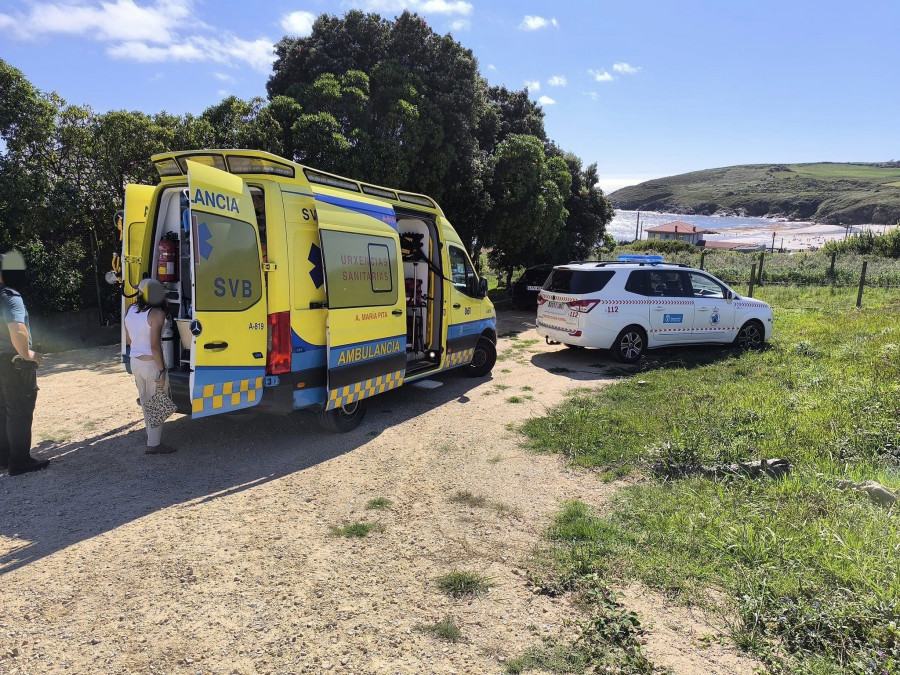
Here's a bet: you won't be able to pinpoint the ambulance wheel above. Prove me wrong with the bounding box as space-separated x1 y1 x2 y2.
612 326 646 364
464 338 497 377
316 399 368 433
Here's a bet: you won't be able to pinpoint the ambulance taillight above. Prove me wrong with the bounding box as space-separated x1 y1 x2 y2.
266 311 291 375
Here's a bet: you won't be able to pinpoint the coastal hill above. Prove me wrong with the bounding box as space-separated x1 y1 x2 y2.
609 163 900 225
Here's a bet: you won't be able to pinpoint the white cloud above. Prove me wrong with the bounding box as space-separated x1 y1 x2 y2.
0 0 277 72
613 62 641 74
450 19 470 30
585 91 599 101
519 15 557 31
280 10 315 36
487 64 496 71
524 80 540 92
213 71 236 82
548 75 567 87
588 69 614 82
537 95 555 106
109 35 275 72
1 0 191 42
357 0 472 15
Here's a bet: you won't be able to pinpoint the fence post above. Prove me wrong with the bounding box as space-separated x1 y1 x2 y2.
748 263 757 298
857 261 867 308
757 251 765 286
829 252 836 276
700 250 706 270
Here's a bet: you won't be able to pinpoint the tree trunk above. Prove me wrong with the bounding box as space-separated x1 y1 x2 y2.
505 269 513 289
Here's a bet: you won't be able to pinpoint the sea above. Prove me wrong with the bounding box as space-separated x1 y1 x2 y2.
607 210 793 243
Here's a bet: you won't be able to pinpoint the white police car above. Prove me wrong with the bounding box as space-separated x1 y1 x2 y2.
536 255 773 363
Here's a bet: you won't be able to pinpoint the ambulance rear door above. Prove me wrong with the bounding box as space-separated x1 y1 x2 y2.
186 160 268 418
318 214 407 410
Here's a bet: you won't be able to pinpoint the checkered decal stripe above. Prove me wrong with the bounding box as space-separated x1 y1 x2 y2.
327 370 404 410
651 327 737 334
192 377 264 414
443 347 475 370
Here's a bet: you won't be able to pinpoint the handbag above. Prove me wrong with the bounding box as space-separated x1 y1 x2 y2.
146 387 177 428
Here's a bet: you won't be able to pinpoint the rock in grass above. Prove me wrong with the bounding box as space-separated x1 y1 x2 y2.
834 479 897 506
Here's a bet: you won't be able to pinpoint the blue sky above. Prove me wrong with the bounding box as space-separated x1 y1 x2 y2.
1 0 898 193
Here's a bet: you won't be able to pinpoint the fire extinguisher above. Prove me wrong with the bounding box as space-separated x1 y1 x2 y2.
157 232 179 282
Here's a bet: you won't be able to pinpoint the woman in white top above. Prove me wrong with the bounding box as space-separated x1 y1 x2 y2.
124 279 175 454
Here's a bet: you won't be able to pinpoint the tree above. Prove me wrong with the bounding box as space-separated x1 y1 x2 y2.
483 134 571 287
547 153 614 263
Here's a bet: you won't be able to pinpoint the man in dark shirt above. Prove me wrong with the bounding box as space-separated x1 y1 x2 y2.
0 251 49 476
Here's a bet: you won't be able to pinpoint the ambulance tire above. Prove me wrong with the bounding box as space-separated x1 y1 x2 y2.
316 399 368 433
464 338 497 377
612 326 646 364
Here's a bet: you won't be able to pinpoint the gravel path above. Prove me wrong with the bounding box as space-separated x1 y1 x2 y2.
0 309 760 674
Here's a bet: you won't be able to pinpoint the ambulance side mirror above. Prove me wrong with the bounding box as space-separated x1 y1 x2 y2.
477 277 488 298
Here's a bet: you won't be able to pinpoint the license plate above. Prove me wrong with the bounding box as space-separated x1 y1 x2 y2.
547 300 567 310
526 285 542 291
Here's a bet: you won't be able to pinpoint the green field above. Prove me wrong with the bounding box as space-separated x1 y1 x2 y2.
609 162 900 226
521 286 900 673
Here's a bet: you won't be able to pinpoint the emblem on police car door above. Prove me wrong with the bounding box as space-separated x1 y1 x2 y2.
190 320 203 336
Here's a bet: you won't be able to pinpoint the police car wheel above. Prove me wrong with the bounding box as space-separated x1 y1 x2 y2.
612 326 646 364
464 338 497 377
734 320 764 351
316 399 368 433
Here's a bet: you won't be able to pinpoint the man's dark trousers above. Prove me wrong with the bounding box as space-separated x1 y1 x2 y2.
0 357 38 469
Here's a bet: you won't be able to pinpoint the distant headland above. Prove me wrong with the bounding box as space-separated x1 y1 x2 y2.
608 162 900 226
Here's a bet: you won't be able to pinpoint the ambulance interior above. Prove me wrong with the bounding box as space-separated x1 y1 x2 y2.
398 215 444 375
146 185 266 374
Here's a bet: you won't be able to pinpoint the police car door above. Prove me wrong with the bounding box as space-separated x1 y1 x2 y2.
647 269 694 342
186 160 267 418
318 223 407 411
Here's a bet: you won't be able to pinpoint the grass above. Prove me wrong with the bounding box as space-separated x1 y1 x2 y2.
414 615 464 643
435 570 493 598
38 429 71 443
365 497 392 510
449 490 488 508
519 286 900 673
329 521 381 538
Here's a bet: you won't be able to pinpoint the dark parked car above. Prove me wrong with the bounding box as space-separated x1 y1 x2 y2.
509 264 555 310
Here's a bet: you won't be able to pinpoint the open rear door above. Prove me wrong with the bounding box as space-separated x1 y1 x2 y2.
186 160 267 418
319 225 407 410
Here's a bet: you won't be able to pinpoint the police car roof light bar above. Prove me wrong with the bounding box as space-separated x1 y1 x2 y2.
617 254 665 263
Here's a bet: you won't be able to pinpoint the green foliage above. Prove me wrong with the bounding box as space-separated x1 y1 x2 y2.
414 615 464 643
435 570 493 598
449 490 488 507
329 521 380 538
365 497 392 510
822 227 900 258
521 288 900 671
626 239 699 254
610 162 900 225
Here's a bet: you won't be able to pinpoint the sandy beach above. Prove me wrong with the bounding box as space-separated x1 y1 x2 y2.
702 221 897 252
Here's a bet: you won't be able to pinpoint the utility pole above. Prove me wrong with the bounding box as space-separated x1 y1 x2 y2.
634 211 641 241
771 231 776 253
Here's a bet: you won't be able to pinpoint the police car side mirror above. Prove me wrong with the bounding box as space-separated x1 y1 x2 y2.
478 277 488 298
724 289 733 300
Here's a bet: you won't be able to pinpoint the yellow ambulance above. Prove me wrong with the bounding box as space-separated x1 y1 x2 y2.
116 149 497 431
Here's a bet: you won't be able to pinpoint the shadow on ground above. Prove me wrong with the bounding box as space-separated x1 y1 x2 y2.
0 369 487 575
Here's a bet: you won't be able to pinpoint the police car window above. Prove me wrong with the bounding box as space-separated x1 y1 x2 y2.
624 270 650 295
193 212 263 311
449 246 478 298
687 272 725 299
648 270 688 297
320 230 398 309
544 270 614 294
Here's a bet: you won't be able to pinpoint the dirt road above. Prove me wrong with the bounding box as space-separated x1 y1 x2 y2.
0 309 759 674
